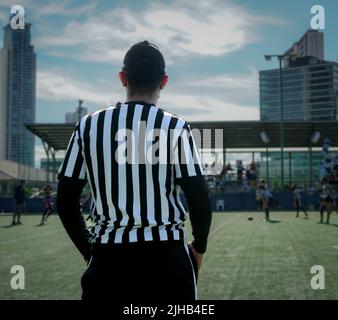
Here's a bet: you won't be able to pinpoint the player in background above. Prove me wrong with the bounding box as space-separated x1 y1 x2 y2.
319 177 336 224
292 184 309 219
256 178 271 221
39 185 53 225
12 180 25 225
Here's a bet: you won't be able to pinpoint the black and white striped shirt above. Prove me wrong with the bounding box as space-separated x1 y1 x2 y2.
58 101 204 245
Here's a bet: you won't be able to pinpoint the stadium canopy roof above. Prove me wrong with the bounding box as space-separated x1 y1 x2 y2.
0 170 14 181
191 121 338 149
27 121 338 151
26 123 76 151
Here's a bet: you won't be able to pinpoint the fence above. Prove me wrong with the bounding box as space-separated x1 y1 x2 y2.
0 192 321 214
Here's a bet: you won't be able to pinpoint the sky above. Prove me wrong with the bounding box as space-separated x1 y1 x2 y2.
0 0 337 165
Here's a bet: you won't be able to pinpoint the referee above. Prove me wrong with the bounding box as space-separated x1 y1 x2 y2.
57 41 212 301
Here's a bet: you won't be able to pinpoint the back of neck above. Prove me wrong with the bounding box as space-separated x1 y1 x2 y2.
126 94 158 105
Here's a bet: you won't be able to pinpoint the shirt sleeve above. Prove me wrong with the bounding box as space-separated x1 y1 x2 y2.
58 122 86 181
174 122 204 184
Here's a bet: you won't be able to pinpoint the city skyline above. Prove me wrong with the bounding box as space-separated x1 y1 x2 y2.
0 1 337 122
0 0 338 166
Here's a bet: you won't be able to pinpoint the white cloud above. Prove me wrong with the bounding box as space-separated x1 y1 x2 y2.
161 93 259 121
172 66 258 100
37 70 122 106
162 66 259 120
35 0 286 63
37 67 259 122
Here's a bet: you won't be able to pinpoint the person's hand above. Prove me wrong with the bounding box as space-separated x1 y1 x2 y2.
188 241 203 271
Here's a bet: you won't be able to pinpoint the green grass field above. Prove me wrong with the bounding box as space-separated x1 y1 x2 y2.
0 211 338 300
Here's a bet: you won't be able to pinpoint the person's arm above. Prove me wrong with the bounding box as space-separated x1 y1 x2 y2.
174 122 212 267
57 177 91 262
178 176 212 254
57 119 91 262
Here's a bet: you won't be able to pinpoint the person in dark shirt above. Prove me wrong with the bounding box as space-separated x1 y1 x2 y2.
12 180 25 225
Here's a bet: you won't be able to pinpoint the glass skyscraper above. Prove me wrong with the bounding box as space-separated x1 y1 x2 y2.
260 57 338 121
0 22 36 167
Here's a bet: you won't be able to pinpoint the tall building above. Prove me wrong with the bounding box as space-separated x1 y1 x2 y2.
259 30 337 188
260 57 338 121
0 48 7 161
0 21 36 167
284 29 324 63
65 100 88 123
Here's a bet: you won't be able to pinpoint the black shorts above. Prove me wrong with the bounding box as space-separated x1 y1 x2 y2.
81 241 198 301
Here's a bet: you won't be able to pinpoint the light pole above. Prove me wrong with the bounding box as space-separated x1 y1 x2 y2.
264 54 294 189
260 131 270 183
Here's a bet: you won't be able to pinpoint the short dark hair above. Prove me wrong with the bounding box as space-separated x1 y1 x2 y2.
123 41 165 96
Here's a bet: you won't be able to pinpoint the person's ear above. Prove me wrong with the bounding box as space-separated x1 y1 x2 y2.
119 71 127 87
159 74 169 90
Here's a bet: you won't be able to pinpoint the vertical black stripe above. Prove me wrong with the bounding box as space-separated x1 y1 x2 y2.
174 125 187 223
59 131 75 177
96 110 110 240
72 152 84 179
71 124 85 179
188 131 202 176
178 134 189 179
137 105 151 243
151 110 164 242
83 116 99 224
173 186 185 222
108 106 123 243
165 116 179 241
122 105 136 242
177 224 184 241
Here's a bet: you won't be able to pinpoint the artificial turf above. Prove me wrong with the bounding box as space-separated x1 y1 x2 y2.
0 211 337 300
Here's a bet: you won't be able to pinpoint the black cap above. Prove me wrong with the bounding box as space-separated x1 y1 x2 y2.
123 41 165 83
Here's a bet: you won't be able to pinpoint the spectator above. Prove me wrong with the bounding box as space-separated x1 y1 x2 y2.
224 162 232 179
249 161 256 172
237 161 244 185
